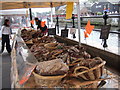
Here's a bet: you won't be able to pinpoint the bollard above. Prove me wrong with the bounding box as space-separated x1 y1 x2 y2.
72 14 76 38
103 11 108 48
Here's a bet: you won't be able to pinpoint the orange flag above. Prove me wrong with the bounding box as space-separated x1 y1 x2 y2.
84 31 89 38
84 20 94 38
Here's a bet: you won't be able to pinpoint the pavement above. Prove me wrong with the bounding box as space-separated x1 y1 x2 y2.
0 31 16 89
0 48 11 89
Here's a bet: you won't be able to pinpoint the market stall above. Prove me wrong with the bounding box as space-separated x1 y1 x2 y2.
10 28 117 88
1 0 119 89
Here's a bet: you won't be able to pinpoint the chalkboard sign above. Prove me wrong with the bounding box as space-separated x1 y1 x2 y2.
61 29 69 37
48 28 56 35
100 25 111 39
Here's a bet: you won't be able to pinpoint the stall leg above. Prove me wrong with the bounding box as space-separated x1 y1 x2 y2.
77 1 81 45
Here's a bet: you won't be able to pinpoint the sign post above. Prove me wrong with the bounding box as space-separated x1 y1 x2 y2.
102 11 109 48
72 14 76 38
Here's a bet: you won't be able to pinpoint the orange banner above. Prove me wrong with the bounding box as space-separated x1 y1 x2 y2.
84 31 89 38
84 20 94 38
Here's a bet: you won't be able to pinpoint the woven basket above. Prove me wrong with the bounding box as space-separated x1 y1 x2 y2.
74 60 106 80
33 72 66 87
44 43 58 50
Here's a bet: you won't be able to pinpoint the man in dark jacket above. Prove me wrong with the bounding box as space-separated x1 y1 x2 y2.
34 17 47 35
34 17 41 29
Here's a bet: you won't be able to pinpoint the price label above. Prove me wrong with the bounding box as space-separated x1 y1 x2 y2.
61 29 69 37
70 28 76 34
48 28 56 35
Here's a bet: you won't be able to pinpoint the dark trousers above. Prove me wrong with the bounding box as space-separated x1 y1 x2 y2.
2 34 11 53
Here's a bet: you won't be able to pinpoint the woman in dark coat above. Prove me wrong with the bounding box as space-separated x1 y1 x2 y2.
0 19 12 54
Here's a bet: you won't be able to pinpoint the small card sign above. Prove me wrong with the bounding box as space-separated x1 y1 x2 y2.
48 28 56 35
61 29 69 37
100 25 111 39
70 28 76 34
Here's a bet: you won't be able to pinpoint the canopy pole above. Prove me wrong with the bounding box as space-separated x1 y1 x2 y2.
50 3 53 26
77 1 81 45
26 9 28 27
29 8 33 28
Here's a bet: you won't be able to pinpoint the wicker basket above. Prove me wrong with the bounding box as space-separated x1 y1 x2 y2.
44 43 58 50
33 72 66 87
74 60 106 80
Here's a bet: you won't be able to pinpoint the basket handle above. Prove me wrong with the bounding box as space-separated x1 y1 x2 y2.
74 66 89 76
68 58 83 67
72 58 84 64
93 57 103 62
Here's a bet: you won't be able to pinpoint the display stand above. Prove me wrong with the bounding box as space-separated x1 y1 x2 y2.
10 33 114 88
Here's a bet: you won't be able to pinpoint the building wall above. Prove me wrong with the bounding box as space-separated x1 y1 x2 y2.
91 2 119 13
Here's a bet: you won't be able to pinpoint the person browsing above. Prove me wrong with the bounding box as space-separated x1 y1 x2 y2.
0 19 12 54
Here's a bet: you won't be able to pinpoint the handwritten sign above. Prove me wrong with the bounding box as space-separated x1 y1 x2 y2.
48 28 56 35
61 29 69 37
100 25 111 39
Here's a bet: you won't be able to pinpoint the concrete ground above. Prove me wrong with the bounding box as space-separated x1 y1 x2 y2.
0 47 11 89
0 33 15 89
1 52 11 89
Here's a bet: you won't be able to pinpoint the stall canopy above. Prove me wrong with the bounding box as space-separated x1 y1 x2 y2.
0 0 78 10
0 0 81 45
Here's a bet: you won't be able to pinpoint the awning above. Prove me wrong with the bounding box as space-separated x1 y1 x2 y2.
0 10 26 16
0 0 78 10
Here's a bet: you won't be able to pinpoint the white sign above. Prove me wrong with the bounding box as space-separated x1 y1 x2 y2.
70 28 76 34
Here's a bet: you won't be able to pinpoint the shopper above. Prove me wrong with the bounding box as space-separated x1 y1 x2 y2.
0 19 12 54
34 17 42 30
34 17 47 36
40 21 48 35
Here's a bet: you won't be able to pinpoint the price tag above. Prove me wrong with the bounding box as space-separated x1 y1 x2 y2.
48 28 56 35
70 28 76 34
61 29 69 37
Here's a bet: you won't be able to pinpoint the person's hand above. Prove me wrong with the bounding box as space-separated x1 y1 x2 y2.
0 37 2 40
